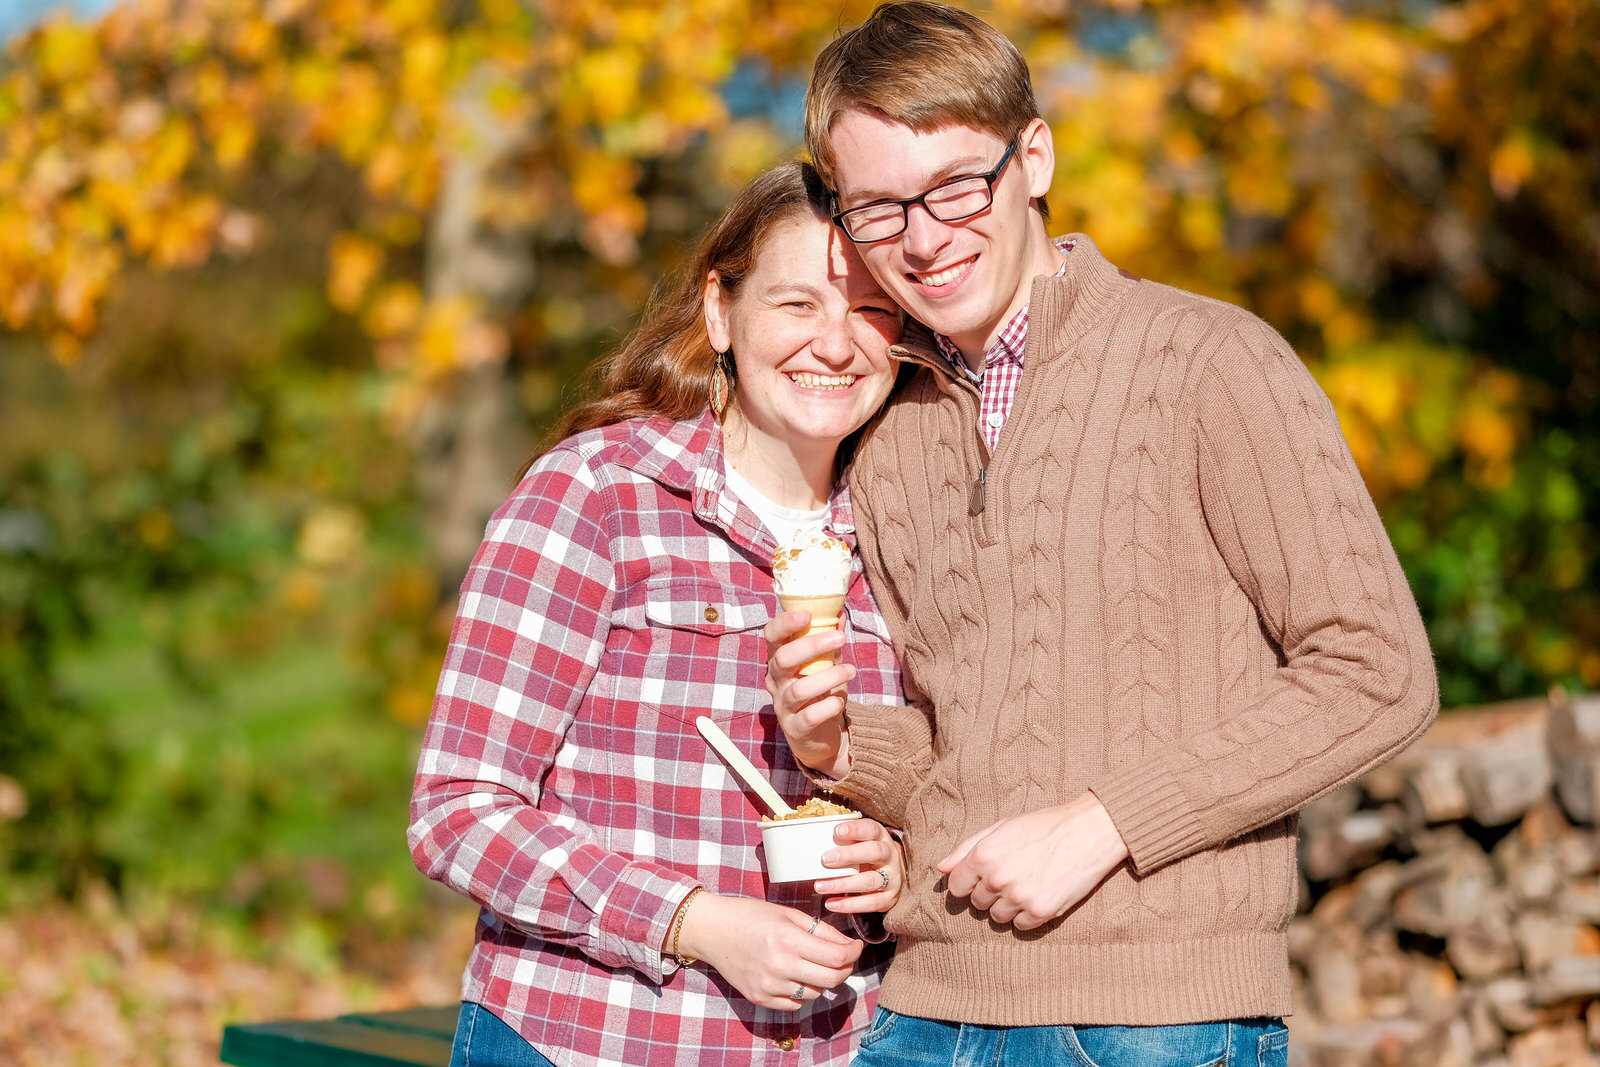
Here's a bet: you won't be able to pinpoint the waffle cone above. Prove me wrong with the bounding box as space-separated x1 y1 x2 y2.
777 593 847 675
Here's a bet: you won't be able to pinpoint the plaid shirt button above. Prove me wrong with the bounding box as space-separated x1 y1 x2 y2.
776 1037 797 1051
704 605 719 622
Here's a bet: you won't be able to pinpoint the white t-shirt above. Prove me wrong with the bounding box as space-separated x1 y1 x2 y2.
723 464 829 549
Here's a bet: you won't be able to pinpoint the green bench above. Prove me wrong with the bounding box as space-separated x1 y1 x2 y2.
220 1005 458 1067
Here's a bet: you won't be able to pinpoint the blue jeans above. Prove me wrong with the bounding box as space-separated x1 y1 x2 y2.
449 1002 558 1067
852 1009 1289 1067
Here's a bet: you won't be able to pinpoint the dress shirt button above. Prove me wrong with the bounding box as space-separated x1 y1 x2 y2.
775 1036 796 1051
704 605 719 622
985 412 1004 428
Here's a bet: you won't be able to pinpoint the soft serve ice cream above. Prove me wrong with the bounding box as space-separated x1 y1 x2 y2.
772 532 852 675
773 531 852 598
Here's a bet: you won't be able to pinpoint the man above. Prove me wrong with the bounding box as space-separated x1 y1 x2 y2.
764 3 1439 1063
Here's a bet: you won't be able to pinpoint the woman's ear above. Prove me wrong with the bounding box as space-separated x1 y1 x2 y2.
703 271 732 353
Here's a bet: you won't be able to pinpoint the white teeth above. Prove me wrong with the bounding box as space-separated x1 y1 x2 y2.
915 259 971 287
789 372 858 389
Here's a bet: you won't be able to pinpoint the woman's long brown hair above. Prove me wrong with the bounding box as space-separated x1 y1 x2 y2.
518 162 832 480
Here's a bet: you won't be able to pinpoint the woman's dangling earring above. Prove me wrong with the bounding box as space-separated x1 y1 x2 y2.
709 350 732 417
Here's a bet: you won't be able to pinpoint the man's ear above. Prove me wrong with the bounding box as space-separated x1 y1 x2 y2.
704 271 731 352
1017 117 1056 201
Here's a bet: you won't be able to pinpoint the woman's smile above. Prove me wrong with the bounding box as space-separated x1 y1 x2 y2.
787 371 861 389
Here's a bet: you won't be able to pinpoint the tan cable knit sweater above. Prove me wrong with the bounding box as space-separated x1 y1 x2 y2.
834 234 1438 1027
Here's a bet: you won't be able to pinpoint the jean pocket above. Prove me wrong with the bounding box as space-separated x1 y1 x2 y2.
858 1007 900 1050
1257 1021 1289 1067
1061 1022 1229 1067
449 1002 478 1067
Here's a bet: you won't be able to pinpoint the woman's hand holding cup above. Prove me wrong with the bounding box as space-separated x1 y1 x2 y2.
816 817 902 915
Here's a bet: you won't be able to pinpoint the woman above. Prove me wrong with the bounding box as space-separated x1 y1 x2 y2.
408 161 907 1067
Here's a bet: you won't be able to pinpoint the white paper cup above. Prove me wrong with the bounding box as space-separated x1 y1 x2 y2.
759 812 862 883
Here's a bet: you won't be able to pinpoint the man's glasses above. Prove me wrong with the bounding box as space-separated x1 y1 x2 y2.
830 140 1017 244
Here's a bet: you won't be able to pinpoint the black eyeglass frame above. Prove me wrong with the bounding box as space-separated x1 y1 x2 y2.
829 139 1018 244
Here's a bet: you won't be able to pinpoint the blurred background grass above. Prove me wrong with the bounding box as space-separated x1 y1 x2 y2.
0 0 1596 1059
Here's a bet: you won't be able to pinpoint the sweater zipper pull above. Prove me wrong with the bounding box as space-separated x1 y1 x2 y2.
969 467 986 515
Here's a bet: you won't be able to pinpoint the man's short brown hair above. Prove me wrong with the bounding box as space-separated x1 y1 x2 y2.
805 1 1041 189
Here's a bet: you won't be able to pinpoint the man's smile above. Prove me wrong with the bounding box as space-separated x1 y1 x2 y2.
909 254 977 289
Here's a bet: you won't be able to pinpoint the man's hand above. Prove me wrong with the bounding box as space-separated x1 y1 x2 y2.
764 609 854 780
937 792 1130 930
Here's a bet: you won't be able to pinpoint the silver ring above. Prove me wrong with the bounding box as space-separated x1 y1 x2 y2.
807 917 822 935
877 868 891 891
789 984 806 1001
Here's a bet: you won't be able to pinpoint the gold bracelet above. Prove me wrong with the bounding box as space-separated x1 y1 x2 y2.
670 886 703 967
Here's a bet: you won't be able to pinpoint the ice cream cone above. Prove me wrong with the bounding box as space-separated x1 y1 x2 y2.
777 593 847 675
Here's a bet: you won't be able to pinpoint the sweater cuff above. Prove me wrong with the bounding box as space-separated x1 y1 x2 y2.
827 701 931 826
1089 757 1211 876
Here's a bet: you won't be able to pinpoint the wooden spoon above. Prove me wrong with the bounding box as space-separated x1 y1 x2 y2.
695 716 794 818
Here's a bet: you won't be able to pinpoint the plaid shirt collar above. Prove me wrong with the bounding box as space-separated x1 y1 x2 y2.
619 406 857 553
933 237 1075 380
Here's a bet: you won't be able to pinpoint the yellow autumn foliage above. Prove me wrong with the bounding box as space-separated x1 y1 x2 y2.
327 232 385 313
0 0 881 388
1315 340 1530 502
0 0 1588 498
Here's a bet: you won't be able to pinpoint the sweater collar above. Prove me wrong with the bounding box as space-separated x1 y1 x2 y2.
887 233 1138 375
1027 232 1141 348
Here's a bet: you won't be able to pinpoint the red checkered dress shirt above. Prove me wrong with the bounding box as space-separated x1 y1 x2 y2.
409 409 902 1067
934 237 1075 451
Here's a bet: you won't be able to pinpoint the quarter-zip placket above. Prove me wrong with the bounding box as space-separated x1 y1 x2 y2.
887 343 993 532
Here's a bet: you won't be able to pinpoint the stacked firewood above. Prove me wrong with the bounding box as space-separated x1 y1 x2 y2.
1289 690 1600 1067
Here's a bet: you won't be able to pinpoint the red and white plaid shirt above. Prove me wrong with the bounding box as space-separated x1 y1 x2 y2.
934 237 1075 451
409 409 902 1067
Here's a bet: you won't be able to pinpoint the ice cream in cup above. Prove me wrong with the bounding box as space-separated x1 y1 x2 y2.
759 798 861 883
772 532 852 676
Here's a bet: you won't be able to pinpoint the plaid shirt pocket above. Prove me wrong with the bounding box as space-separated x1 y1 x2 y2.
638 574 774 726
